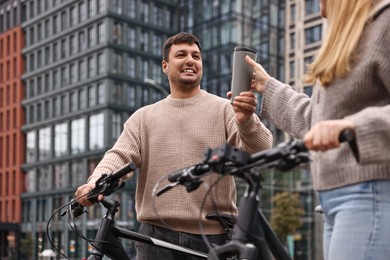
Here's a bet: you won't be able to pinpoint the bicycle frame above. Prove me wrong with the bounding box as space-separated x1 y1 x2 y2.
87 199 208 260
208 171 291 260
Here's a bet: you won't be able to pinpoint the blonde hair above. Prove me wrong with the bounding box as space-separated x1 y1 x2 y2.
304 0 374 86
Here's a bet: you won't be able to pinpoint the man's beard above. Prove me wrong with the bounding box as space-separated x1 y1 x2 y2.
178 77 201 90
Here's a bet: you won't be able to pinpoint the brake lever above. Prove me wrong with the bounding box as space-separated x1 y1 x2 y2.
155 182 180 196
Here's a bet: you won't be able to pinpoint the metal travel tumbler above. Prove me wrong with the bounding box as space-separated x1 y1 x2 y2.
230 47 257 103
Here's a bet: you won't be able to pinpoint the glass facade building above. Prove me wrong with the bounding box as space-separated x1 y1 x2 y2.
20 0 178 258
0 0 326 259
0 0 25 258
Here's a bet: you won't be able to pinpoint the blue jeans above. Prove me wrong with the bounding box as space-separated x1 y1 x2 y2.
318 180 390 260
134 222 229 260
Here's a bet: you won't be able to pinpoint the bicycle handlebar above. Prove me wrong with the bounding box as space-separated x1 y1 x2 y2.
158 128 357 196
69 162 137 218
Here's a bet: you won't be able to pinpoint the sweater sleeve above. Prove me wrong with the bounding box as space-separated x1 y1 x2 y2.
346 8 390 164
87 110 142 184
224 102 273 154
260 77 312 139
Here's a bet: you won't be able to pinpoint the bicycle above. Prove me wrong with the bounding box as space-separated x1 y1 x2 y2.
47 130 356 260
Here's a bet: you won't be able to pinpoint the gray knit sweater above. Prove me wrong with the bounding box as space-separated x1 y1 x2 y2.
88 89 272 234
261 2 390 191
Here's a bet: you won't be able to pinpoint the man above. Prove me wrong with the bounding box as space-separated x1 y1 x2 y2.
75 32 272 259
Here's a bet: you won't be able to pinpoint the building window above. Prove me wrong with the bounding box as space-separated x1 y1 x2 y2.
44 19 50 38
54 164 67 188
113 22 122 44
70 35 76 55
53 42 58 62
290 60 295 79
127 26 136 49
70 6 77 27
89 113 104 150
53 70 59 89
79 1 86 22
141 2 149 23
39 127 52 161
88 86 96 107
71 118 86 155
88 56 95 77
29 53 35 71
54 123 68 157
61 39 67 58
26 131 37 162
97 52 105 75
152 5 162 26
79 31 86 51
127 0 136 18
126 55 135 78
97 0 106 14
79 88 87 109
98 22 105 44
113 0 123 14
305 0 320 15
87 26 95 48
44 47 50 65
61 11 68 30
127 85 135 107
25 171 36 192
112 112 122 140
88 0 96 18
112 82 124 104
70 160 85 187
61 66 68 86
152 34 161 55
97 82 105 105
291 4 296 21
290 32 296 50
69 91 75 112
140 30 148 51
53 15 58 34
79 60 86 80
305 25 322 45
113 52 123 74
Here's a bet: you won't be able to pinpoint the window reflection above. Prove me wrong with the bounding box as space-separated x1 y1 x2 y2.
70 160 85 187
89 113 104 150
26 131 36 162
39 127 51 160
112 112 122 141
54 123 68 157
71 118 86 155
38 166 51 191
26 170 36 192
54 163 67 188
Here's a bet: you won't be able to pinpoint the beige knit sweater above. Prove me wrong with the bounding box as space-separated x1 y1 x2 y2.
261 1 390 191
88 89 272 234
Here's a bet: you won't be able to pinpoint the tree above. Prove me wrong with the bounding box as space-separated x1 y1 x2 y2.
270 191 304 243
20 233 34 260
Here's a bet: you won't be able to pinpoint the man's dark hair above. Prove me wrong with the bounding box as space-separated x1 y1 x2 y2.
162 32 202 62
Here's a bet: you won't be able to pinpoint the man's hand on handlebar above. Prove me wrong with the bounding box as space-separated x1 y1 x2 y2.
74 183 104 207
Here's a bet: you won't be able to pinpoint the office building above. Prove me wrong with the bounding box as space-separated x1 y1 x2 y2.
0 0 326 259
0 0 24 258
20 0 177 258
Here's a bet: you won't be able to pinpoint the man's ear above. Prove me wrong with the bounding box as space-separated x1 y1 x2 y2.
162 60 168 74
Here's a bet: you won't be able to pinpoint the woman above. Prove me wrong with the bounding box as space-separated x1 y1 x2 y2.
242 0 390 259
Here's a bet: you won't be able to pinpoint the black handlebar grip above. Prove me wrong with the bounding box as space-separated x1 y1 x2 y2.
110 162 137 181
339 128 355 143
294 140 308 153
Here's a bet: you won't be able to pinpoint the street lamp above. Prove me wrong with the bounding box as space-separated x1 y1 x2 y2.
143 78 170 97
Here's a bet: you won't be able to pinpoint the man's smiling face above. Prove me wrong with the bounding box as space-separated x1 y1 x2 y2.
162 43 203 90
